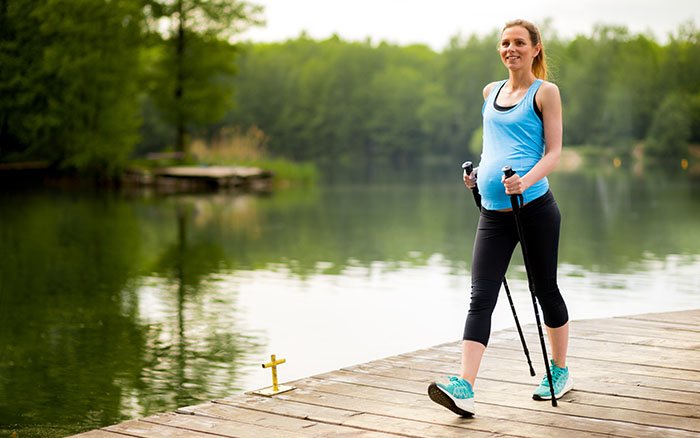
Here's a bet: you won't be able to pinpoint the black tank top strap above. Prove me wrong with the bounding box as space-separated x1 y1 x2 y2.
533 90 543 121
494 80 544 122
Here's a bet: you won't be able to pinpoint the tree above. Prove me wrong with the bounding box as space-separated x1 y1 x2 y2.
599 35 660 142
645 93 691 159
0 0 47 160
144 0 263 155
0 0 146 176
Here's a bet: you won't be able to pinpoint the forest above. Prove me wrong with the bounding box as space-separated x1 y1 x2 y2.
1 1 699 176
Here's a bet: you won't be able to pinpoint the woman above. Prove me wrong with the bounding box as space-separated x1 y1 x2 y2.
428 19 573 416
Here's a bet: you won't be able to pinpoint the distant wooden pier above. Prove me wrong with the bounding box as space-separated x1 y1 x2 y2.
73 309 700 437
123 166 274 191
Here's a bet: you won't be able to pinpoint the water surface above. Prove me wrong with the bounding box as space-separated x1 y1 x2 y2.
1 167 698 436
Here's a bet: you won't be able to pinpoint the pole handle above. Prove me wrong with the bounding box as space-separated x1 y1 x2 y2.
502 165 515 179
502 166 522 211
463 161 481 210
462 161 473 175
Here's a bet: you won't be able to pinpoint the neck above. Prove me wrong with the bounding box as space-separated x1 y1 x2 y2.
507 70 537 90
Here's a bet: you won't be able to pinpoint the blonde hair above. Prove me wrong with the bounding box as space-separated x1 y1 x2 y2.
502 19 548 80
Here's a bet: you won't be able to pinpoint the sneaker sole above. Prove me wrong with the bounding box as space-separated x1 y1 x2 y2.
532 376 574 401
428 383 475 417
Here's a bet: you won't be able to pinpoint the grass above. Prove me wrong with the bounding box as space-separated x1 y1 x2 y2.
190 126 318 187
129 126 318 187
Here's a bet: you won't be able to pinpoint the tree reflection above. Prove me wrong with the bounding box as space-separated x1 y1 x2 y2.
0 191 262 437
1 166 698 437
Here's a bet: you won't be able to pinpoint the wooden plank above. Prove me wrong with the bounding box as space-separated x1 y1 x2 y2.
440 334 700 372
155 166 270 179
408 346 700 400
68 431 127 438
178 401 400 437
407 343 700 391
273 384 612 438
354 354 700 398
207 397 501 438
143 410 394 438
499 326 700 351
572 317 700 340
570 318 700 342
297 373 700 431
104 417 222 437
483 333 700 371
284 377 694 438
317 364 687 437
72 309 700 438
622 310 700 327
340 360 700 418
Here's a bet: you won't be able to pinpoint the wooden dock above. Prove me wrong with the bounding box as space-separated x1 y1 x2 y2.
122 166 274 191
73 309 700 437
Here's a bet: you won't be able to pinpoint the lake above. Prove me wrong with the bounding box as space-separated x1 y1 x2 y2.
1 165 699 436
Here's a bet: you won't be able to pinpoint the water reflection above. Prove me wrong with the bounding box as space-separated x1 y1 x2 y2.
0 167 698 436
0 191 262 436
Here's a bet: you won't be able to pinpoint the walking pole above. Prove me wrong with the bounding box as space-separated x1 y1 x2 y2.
502 165 557 406
462 161 535 377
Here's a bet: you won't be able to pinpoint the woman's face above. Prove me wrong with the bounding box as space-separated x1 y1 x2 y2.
499 26 540 71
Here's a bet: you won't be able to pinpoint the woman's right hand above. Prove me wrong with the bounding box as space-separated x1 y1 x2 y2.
463 170 477 190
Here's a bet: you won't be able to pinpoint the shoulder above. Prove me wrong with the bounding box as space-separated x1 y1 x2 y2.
536 81 561 102
535 80 561 110
482 81 501 100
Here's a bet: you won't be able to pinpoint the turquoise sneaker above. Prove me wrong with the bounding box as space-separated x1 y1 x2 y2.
428 376 475 417
533 359 574 400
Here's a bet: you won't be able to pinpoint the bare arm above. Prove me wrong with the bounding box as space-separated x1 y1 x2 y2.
503 81 562 195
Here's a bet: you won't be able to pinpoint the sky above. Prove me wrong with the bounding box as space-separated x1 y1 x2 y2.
238 0 700 50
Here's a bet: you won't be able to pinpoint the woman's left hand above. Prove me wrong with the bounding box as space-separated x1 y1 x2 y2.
502 173 526 195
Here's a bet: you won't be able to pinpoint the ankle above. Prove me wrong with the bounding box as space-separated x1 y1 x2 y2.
460 376 475 387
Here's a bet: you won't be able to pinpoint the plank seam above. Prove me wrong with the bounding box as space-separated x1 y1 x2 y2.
322 371 700 418
222 403 439 438
369 356 700 402
139 418 233 437
302 380 700 434
211 399 415 437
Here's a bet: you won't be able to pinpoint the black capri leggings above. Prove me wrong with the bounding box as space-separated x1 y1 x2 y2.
463 190 568 346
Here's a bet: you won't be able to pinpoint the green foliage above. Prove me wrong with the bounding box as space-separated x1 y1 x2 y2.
0 0 261 176
469 126 483 157
0 0 45 159
37 0 144 175
2 11 700 176
645 93 692 158
148 33 237 130
556 27 662 145
143 0 263 154
0 0 145 176
224 25 700 167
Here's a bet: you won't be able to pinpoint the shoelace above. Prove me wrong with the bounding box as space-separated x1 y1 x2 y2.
540 366 566 387
447 376 473 398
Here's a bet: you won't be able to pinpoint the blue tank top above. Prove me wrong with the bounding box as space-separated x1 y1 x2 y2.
477 79 549 210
